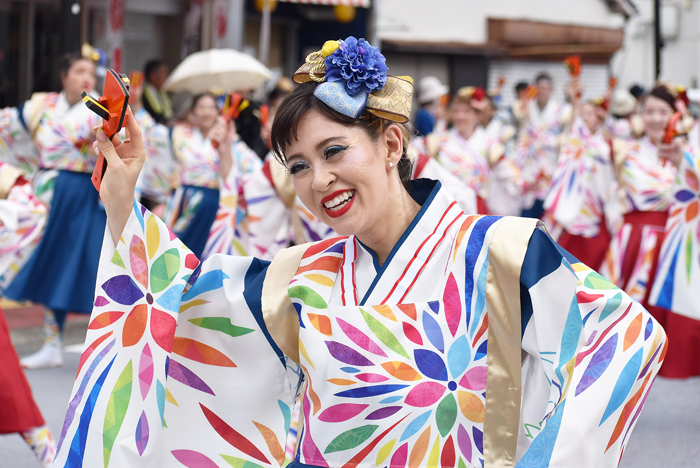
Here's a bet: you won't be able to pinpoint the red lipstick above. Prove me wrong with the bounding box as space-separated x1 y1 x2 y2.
321 189 355 219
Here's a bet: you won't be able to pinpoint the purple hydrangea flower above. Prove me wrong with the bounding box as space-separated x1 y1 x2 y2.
324 36 388 96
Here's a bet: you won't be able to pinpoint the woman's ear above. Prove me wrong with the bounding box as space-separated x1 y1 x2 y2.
383 124 403 166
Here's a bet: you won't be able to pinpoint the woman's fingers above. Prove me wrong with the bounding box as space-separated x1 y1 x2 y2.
124 107 145 152
95 129 123 169
111 133 124 152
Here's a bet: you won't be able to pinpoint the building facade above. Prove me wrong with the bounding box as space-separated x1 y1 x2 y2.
374 0 635 106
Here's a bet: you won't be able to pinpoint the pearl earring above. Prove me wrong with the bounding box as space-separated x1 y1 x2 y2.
389 162 394 168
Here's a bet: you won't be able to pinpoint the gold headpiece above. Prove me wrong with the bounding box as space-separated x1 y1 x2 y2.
81 43 103 63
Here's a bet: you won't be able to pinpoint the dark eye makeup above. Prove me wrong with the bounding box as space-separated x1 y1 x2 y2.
288 144 350 176
323 144 349 159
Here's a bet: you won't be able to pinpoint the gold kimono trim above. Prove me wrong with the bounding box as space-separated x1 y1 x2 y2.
261 243 310 365
0 164 23 200
483 217 538 468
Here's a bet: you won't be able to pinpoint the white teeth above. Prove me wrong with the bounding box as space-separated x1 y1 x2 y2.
324 190 355 210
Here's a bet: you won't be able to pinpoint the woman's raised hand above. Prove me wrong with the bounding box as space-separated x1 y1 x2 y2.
92 107 147 245
658 137 685 168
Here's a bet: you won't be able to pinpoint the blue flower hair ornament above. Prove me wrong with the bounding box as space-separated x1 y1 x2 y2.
293 36 414 123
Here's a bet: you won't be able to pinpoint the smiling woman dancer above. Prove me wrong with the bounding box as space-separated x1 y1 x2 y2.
56 38 665 468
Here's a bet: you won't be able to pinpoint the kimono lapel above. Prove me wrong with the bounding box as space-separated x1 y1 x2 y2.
528 98 560 128
349 180 464 306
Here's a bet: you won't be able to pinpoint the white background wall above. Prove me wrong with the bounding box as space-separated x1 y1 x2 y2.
611 0 700 91
376 0 626 44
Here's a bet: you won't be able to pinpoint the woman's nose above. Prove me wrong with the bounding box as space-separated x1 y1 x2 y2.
311 165 335 192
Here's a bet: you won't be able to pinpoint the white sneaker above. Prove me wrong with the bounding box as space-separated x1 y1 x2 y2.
20 344 63 369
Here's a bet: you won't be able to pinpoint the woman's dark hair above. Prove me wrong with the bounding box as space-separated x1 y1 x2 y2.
644 85 676 111
58 52 91 77
271 82 413 187
515 81 529 94
190 92 217 111
535 73 553 84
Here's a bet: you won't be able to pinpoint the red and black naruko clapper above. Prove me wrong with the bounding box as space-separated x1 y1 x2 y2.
81 69 130 191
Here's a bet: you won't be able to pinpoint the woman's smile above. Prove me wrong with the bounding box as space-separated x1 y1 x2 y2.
322 189 356 217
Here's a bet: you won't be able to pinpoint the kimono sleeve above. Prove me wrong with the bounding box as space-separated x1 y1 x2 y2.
649 150 700 318
516 227 666 467
0 171 47 289
53 201 301 468
0 103 38 175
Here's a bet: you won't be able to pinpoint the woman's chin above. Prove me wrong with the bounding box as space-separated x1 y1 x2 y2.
322 211 362 237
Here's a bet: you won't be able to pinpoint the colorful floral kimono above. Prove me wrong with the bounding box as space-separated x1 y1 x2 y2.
600 137 700 378
649 151 700 317
514 100 571 214
600 137 676 302
0 92 106 313
0 163 47 290
411 128 515 215
54 178 664 467
542 118 619 269
411 152 478 215
133 108 174 205
482 116 522 216
163 123 262 259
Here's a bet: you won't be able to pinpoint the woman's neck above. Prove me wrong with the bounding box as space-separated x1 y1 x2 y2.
356 182 421 266
647 133 661 147
457 124 476 141
64 90 82 107
198 124 212 137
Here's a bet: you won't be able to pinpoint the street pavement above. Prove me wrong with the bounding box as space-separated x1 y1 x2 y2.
1 309 699 467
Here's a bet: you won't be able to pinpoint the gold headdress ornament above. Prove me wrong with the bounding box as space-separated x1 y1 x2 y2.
81 43 104 64
292 39 414 124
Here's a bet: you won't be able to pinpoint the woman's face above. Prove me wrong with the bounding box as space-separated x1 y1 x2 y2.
642 95 674 142
191 95 218 130
450 101 478 134
61 59 96 96
285 110 395 237
581 103 602 133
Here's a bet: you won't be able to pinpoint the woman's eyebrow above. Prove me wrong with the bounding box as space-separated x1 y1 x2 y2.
315 136 345 151
286 136 347 165
286 153 302 165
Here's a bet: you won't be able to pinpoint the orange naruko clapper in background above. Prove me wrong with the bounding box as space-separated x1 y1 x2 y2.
524 84 539 101
129 70 144 89
563 55 581 77
663 112 686 144
212 92 248 149
81 69 130 191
